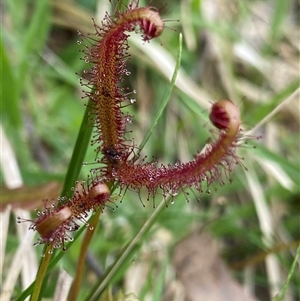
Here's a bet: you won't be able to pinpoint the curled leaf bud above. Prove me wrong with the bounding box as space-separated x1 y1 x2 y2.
209 99 241 132
35 206 72 240
89 182 110 204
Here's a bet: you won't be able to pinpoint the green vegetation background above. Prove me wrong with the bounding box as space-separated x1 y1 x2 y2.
1 0 299 300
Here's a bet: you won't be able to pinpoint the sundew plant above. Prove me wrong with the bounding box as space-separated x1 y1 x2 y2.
1 0 299 301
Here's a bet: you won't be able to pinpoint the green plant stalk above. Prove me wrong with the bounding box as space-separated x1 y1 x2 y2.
29 244 52 301
68 209 102 301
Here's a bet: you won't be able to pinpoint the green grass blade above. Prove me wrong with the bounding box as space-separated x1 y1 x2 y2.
138 33 182 153
60 98 94 198
273 243 300 301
